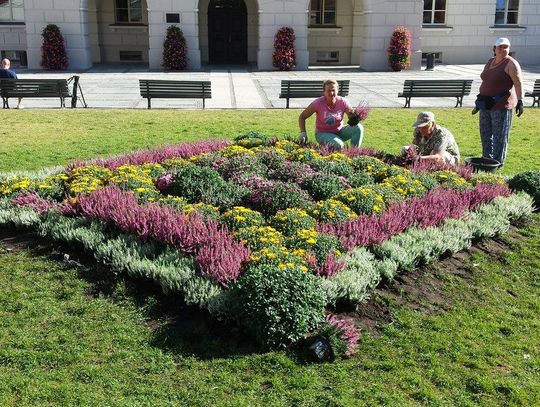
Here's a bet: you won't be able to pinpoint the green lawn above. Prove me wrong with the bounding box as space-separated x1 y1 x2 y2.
1 108 539 175
1 109 539 406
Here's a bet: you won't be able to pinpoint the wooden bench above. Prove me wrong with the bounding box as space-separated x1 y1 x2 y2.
139 80 211 109
0 79 71 108
279 80 350 108
398 79 473 108
525 79 540 107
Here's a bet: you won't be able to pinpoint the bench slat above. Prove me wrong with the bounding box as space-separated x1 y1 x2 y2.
398 79 473 108
139 79 211 109
525 79 540 107
279 80 349 108
0 79 71 108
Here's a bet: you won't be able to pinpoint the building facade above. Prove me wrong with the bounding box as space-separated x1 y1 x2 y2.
1 0 539 71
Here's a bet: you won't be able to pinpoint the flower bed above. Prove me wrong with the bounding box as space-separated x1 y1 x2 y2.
0 137 534 356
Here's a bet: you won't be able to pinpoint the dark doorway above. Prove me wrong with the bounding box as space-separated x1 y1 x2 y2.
208 0 248 64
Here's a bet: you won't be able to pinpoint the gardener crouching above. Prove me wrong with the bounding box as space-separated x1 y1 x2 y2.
402 111 460 166
298 79 364 149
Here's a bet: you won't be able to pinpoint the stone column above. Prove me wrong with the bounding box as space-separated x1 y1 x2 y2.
25 0 92 70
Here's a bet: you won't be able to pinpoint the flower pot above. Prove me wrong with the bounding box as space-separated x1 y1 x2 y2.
464 157 502 173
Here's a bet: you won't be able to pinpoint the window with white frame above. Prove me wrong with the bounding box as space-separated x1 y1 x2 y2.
423 0 446 25
310 0 336 26
0 0 25 22
495 0 519 25
115 0 143 24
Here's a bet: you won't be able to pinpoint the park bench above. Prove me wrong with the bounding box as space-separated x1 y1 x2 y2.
398 79 473 108
0 78 72 108
525 79 540 107
139 80 211 109
279 80 350 108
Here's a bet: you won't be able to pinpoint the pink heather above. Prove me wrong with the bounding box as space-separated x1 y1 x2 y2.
68 140 230 171
76 186 250 285
325 313 360 356
307 253 345 278
318 184 510 250
12 192 76 215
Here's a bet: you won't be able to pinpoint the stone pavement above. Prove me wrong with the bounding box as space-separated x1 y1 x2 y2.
7 63 540 110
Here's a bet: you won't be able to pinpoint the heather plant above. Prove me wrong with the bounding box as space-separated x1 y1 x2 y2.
300 172 348 201
228 264 326 348
220 154 268 180
270 208 316 236
251 181 312 215
221 206 265 232
40 24 68 70
508 170 540 210
162 25 188 70
255 149 287 170
272 27 296 71
334 187 386 215
307 199 357 223
317 313 360 357
387 26 411 71
267 160 314 184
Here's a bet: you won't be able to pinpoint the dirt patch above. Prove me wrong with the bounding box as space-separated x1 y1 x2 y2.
342 222 531 335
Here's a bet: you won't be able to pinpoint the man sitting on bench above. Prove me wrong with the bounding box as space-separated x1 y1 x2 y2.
402 111 460 165
0 58 23 109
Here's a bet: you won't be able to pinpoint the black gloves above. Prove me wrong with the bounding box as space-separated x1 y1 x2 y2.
516 99 524 117
347 113 360 126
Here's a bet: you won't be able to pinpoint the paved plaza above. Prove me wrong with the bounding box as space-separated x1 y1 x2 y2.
7 63 540 110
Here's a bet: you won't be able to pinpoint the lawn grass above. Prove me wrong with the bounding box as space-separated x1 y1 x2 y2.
1 217 539 406
1 108 539 175
1 108 540 405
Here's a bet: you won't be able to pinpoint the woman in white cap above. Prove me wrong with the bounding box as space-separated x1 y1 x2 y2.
475 37 524 165
402 111 460 165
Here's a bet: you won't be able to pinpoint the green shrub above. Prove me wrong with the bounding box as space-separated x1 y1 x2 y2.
270 208 316 236
306 199 357 223
229 264 326 348
334 186 387 215
508 170 540 210
347 172 374 188
166 165 248 210
256 181 312 215
301 172 347 201
310 159 354 178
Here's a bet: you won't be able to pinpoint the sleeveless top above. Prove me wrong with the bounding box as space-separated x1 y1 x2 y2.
479 57 517 110
312 96 351 134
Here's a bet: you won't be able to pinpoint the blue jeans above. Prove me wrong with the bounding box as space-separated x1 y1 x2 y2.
479 109 512 164
315 124 363 149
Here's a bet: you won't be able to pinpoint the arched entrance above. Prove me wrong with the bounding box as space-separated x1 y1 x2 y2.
208 0 247 64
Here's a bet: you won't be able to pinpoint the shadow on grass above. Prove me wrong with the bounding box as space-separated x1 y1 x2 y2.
0 226 263 360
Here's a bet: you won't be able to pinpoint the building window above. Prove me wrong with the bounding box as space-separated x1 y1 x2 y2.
310 0 336 26
316 50 339 62
0 0 25 22
495 0 519 25
115 0 143 23
423 0 446 25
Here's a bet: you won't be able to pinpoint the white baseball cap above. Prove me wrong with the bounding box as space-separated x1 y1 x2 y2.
495 37 511 47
